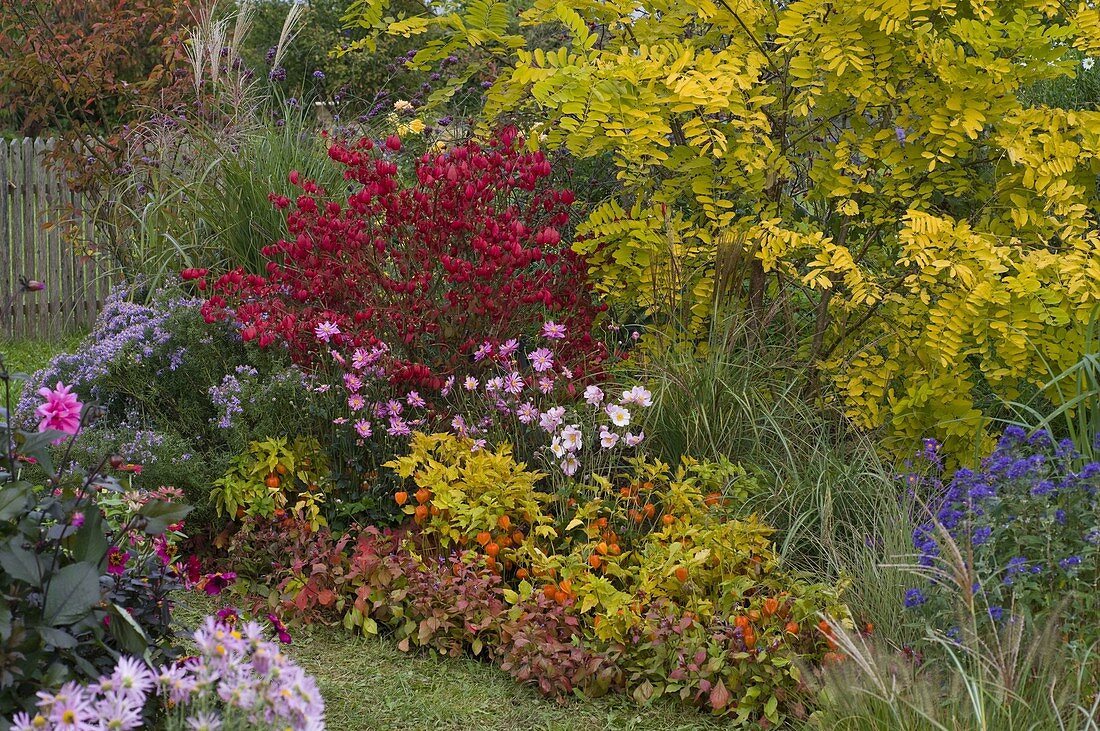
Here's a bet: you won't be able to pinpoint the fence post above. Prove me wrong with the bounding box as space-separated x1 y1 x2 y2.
0 140 9 339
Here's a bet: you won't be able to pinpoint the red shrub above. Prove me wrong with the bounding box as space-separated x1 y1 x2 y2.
200 129 607 387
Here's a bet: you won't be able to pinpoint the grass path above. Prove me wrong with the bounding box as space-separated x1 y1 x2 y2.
177 595 729 731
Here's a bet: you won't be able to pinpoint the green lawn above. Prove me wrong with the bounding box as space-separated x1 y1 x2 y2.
0 334 84 402
176 596 729 731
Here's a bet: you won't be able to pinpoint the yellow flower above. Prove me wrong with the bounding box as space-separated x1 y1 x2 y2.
398 118 426 136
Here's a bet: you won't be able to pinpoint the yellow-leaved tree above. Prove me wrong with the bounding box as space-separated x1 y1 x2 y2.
343 0 1100 456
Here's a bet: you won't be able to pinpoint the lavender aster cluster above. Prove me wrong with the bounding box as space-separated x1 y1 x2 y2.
9 617 325 731
17 283 203 425
903 427 1099 636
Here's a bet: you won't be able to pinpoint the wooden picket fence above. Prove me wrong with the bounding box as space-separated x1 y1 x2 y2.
0 137 114 340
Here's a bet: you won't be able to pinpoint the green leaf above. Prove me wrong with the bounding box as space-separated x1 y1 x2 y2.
0 536 44 585
42 562 101 626
0 482 31 521
16 430 65 474
137 500 193 535
0 600 11 641
68 509 108 567
107 603 150 655
38 626 79 649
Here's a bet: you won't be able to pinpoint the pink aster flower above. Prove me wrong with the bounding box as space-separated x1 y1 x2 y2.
502 372 524 395
516 402 539 424
441 376 455 396
528 348 554 372
599 427 619 449
36 381 83 440
347 394 366 412
314 321 341 342
624 431 645 447
406 391 426 408
473 341 493 362
354 419 372 438
541 321 567 339
343 373 363 392
497 338 519 359
387 416 411 436
463 376 479 391
537 375 555 394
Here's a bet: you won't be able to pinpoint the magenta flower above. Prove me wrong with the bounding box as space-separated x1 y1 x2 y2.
497 338 519 359
354 419 372 438
267 613 292 644
201 572 237 596
406 391 426 408
541 321 567 339
35 381 83 440
107 547 131 576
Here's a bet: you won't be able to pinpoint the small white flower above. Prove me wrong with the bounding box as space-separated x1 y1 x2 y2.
560 425 583 452
560 454 580 476
539 406 566 433
463 376 479 391
1084 57 1095 71
605 404 631 427
621 385 653 408
599 428 619 449
394 99 413 112
550 438 566 459
583 385 604 406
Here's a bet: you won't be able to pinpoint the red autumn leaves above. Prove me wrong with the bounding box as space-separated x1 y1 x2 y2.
199 128 606 386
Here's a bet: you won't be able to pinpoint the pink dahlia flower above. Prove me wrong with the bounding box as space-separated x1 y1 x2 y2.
35 381 83 440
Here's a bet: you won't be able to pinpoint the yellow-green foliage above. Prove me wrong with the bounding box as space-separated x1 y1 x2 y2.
346 0 1100 456
385 432 556 552
212 437 329 530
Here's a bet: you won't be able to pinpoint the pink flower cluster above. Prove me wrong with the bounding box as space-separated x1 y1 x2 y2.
9 617 324 731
